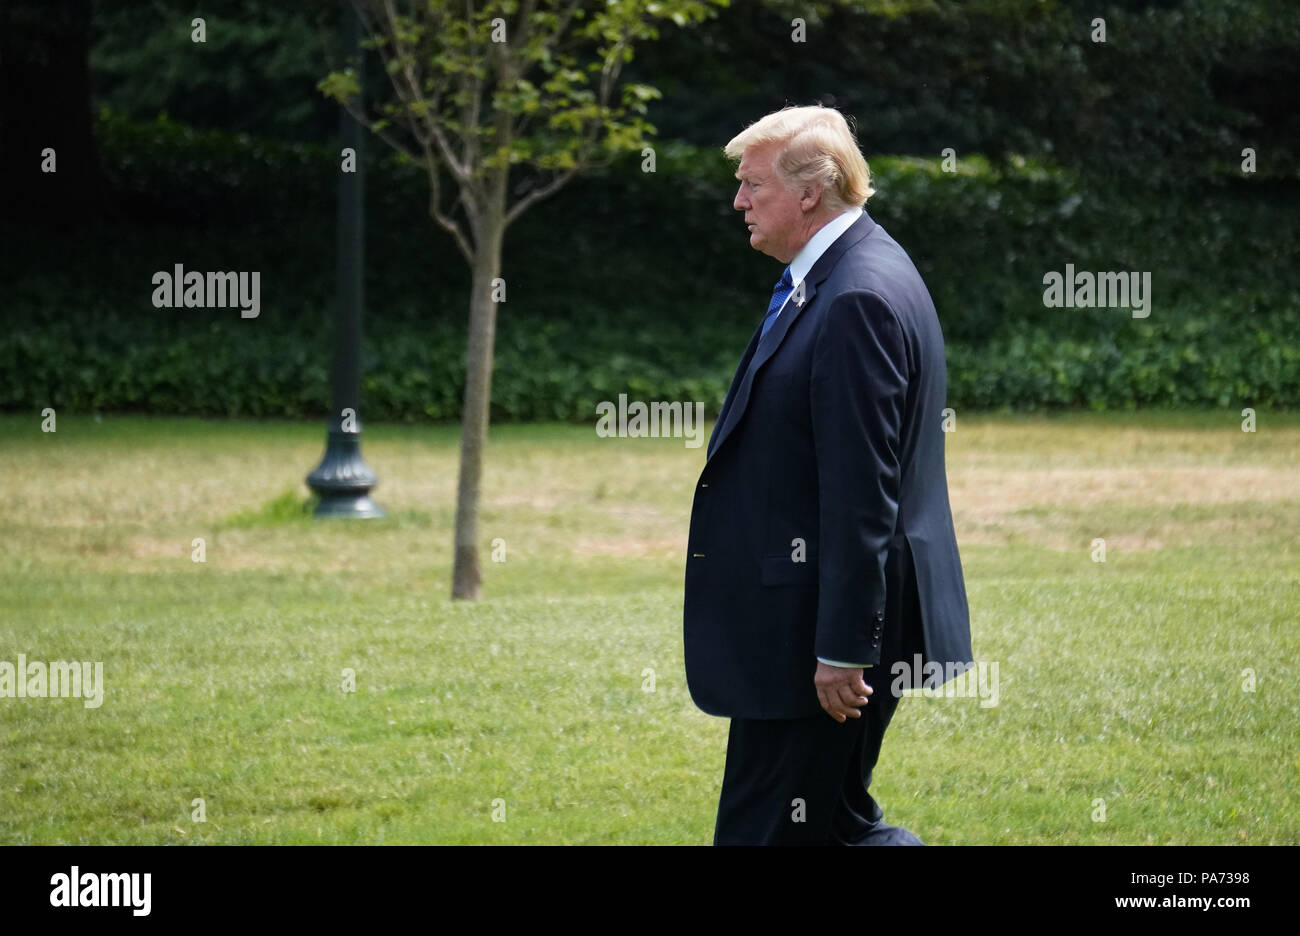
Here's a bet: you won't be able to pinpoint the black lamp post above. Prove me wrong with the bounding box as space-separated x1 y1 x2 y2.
307 1 384 519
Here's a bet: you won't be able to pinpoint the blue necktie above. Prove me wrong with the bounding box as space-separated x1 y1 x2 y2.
761 267 794 338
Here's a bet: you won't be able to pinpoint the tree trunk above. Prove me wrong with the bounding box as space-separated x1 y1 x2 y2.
450 207 505 599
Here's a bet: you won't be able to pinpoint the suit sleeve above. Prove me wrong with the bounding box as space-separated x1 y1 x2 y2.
810 289 908 665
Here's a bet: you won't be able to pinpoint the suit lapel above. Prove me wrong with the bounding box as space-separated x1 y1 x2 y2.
706 212 877 463
706 321 763 457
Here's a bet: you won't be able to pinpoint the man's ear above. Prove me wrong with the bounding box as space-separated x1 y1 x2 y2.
800 182 824 213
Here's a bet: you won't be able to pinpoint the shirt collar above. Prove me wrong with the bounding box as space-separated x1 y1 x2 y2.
788 205 863 288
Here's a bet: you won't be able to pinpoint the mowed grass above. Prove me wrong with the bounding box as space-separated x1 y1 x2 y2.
1 411 1298 845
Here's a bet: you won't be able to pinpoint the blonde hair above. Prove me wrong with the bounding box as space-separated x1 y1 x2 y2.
724 104 874 211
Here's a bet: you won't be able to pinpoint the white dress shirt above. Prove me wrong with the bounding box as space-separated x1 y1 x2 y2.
767 205 863 331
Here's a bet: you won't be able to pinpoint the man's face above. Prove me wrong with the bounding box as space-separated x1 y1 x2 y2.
733 142 806 263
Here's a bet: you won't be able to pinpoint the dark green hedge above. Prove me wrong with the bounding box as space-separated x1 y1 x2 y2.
8 296 1295 420
3 113 1297 419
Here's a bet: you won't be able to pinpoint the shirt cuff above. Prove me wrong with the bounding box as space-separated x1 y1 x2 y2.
818 657 873 668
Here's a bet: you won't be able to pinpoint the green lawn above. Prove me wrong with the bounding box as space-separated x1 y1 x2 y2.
1 411 1297 844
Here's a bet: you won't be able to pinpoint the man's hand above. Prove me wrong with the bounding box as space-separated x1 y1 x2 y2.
814 661 872 723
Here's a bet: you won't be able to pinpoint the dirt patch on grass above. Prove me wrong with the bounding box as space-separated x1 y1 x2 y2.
950 466 1299 550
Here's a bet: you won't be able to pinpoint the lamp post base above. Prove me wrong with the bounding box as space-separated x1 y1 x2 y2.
306 429 385 519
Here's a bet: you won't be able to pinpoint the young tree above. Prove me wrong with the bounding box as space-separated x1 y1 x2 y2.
321 0 721 599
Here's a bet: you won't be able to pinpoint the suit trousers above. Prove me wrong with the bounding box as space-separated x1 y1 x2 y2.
713 546 923 846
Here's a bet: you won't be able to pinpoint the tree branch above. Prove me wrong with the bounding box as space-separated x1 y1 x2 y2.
538 0 585 59
504 167 578 226
424 153 475 263
340 97 419 162
375 0 473 184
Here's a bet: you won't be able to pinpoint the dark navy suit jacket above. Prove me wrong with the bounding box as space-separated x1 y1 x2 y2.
683 210 973 719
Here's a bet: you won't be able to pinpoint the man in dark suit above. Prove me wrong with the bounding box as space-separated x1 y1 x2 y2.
683 105 973 846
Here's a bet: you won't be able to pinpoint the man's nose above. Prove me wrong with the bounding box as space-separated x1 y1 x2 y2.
733 187 748 211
